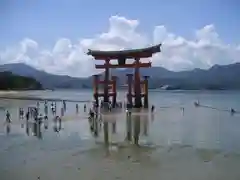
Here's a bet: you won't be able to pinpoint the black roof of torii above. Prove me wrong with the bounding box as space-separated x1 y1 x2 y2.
87 43 162 59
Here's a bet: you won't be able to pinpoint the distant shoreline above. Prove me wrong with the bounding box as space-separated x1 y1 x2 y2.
1 89 240 94
0 94 91 103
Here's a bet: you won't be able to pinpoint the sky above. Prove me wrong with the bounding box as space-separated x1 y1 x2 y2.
0 0 240 77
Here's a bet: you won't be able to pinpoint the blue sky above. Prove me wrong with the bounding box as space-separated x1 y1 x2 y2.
1 0 240 48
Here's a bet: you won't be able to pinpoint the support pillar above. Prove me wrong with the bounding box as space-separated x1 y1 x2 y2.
112 76 117 108
93 75 99 107
134 58 142 108
103 59 110 109
143 76 149 108
126 74 133 108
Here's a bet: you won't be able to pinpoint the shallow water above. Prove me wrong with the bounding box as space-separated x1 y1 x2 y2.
1 90 240 180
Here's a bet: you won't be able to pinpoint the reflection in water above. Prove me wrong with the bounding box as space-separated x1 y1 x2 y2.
88 109 154 146
103 121 109 146
151 113 155 122
126 113 132 141
89 117 94 132
53 121 61 133
90 109 155 146
25 121 30 136
142 116 149 136
133 113 141 145
112 122 116 134
1 95 240 180
88 116 101 137
93 118 99 137
44 116 48 129
182 107 185 116
33 121 42 139
53 116 63 133
196 148 221 162
6 123 11 134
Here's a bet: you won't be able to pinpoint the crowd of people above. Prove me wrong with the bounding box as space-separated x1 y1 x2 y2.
4 98 156 136
4 100 89 135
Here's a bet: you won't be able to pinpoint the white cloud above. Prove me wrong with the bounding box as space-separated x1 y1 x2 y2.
0 15 240 77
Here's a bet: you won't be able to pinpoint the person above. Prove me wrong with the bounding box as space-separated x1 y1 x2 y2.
63 100 66 111
84 104 86 112
26 110 30 121
33 108 39 122
53 102 57 114
51 102 56 115
76 104 79 114
5 111 11 134
6 111 11 123
51 102 54 114
21 108 24 120
44 102 48 115
151 105 155 113
126 109 129 116
108 102 112 112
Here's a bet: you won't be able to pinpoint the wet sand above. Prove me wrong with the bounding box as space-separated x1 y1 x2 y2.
1 91 240 180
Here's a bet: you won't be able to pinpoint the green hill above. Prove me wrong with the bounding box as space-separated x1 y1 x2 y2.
0 71 42 90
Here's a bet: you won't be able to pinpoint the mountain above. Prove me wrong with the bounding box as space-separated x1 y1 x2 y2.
0 71 42 90
1 62 240 90
0 63 86 89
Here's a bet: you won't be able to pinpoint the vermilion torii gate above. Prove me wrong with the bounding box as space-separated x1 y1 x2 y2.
87 44 161 108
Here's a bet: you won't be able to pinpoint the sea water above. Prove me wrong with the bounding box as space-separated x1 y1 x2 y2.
0 90 240 180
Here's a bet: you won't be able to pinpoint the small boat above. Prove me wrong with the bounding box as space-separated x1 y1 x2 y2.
230 108 235 114
194 100 200 107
